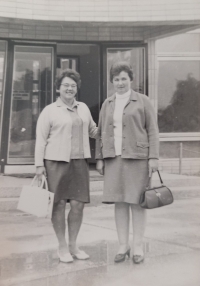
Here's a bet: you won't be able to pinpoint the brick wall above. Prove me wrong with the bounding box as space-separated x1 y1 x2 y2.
0 0 200 22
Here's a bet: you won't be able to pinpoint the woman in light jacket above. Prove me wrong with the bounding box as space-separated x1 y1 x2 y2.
96 62 159 264
35 69 97 263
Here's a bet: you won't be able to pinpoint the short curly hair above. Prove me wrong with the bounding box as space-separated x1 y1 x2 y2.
55 69 81 89
110 61 133 83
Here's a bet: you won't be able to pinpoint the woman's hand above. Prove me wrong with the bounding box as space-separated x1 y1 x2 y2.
96 160 104 175
36 166 46 186
148 159 159 177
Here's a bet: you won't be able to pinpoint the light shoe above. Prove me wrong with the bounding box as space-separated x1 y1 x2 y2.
71 250 90 260
132 254 144 264
57 250 74 263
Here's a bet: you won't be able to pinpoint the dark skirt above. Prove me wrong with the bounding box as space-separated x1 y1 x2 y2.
44 159 90 203
103 156 149 204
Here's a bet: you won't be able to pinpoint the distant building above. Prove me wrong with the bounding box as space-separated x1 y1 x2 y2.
0 0 199 174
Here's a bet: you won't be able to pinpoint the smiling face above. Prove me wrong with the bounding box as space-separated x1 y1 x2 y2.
112 71 132 95
59 76 77 104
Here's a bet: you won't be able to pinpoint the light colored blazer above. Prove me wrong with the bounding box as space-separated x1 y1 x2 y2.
35 97 97 167
95 90 159 160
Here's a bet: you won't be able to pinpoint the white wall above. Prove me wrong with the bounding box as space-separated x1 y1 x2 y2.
0 0 200 22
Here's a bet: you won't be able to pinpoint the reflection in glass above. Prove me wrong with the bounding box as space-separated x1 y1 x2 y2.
158 60 200 133
107 47 145 97
8 46 53 163
0 41 7 145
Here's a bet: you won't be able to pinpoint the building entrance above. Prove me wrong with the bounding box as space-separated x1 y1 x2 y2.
0 42 146 173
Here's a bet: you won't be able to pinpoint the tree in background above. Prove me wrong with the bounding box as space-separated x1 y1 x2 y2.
158 74 200 133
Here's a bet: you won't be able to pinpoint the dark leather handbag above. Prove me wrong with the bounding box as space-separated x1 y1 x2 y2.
140 171 174 209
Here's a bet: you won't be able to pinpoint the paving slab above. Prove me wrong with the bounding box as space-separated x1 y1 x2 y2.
0 196 200 286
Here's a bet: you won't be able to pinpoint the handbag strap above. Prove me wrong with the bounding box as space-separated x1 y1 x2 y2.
157 170 163 184
31 175 48 190
146 170 164 189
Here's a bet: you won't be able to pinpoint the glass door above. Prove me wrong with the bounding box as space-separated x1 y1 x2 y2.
103 45 147 100
0 41 7 149
8 45 54 164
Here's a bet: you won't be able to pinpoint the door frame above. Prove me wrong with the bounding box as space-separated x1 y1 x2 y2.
0 41 56 172
101 43 148 104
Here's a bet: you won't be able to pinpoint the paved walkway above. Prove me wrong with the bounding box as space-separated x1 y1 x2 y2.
0 172 200 286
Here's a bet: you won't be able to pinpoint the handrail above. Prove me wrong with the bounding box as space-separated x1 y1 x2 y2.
179 143 200 174
182 148 200 154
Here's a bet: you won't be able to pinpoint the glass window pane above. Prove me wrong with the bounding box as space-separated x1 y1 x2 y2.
8 46 53 164
107 47 145 97
160 141 200 158
0 41 7 144
158 60 200 133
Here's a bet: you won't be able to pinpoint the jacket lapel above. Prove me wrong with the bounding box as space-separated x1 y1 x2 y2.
108 94 116 112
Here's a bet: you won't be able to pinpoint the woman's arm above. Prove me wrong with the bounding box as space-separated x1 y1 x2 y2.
148 159 159 177
144 97 159 160
35 107 51 182
88 109 98 139
143 97 159 176
95 105 103 160
95 105 105 174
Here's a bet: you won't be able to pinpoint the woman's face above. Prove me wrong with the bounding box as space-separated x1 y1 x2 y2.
112 71 132 95
59 76 77 103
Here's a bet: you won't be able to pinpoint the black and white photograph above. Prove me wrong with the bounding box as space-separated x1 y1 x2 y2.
0 0 200 285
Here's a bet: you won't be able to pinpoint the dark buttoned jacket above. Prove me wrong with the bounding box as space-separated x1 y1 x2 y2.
95 89 159 160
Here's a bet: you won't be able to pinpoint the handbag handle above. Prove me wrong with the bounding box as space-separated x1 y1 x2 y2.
146 170 164 189
31 175 48 190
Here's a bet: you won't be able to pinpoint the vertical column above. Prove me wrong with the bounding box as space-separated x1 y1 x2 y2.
146 39 158 113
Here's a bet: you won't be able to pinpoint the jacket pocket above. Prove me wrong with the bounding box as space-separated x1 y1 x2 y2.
136 141 149 158
137 141 149 148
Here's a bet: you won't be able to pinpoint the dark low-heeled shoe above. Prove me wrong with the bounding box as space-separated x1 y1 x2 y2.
114 248 131 263
132 254 144 264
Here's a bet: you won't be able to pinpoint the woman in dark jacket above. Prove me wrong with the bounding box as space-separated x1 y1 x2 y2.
96 61 159 264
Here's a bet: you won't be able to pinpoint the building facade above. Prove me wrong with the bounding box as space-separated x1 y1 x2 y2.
0 0 200 174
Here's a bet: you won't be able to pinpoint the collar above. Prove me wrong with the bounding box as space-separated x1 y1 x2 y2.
108 89 137 102
56 97 79 109
116 89 131 99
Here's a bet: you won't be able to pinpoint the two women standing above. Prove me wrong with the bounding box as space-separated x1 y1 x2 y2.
35 62 159 264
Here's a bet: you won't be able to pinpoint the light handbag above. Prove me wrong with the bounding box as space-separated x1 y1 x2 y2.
140 171 174 209
17 175 54 218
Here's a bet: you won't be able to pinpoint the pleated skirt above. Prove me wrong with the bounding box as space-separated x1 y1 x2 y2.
103 156 149 204
44 159 90 203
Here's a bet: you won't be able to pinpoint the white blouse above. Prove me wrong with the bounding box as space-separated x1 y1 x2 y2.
113 90 131 156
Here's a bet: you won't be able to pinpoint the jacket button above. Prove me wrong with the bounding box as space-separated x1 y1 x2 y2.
123 148 125 150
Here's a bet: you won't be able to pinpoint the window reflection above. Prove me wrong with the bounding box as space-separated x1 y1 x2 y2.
158 60 200 133
8 46 53 163
0 41 7 145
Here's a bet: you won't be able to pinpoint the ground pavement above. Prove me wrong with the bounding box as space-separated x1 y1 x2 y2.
0 171 200 286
